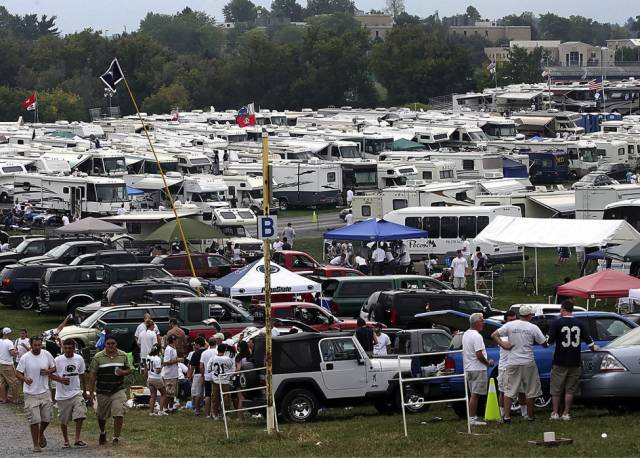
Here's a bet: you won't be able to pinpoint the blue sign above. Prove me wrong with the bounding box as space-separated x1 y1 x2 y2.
258 216 278 240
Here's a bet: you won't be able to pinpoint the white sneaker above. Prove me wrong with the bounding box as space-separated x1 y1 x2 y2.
157 411 169 416
561 414 571 421
550 413 560 420
469 417 487 426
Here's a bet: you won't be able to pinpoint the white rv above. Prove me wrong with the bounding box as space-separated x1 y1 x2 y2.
575 184 640 220
384 205 523 262
212 208 263 260
221 172 280 214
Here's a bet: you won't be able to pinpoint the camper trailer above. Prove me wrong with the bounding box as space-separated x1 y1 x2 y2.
575 184 640 220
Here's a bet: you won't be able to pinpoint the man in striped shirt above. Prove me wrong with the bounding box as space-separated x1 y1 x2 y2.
89 334 131 446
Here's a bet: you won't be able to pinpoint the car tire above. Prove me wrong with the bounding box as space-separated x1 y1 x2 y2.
16 292 36 310
281 388 319 423
278 198 289 211
398 386 431 414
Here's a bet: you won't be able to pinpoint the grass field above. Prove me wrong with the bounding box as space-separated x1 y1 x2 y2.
0 238 631 456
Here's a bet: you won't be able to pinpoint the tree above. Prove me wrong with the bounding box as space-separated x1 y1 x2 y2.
394 12 421 26
465 6 482 23
385 0 405 18
37 88 85 122
500 12 537 39
304 0 355 17
498 46 544 86
223 0 258 23
0 6 59 39
629 15 640 37
270 0 305 22
141 83 192 114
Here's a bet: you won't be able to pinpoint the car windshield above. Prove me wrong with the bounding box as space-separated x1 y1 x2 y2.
338 146 361 158
15 240 31 253
581 174 597 183
606 325 640 348
79 310 103 328
46 243 70 258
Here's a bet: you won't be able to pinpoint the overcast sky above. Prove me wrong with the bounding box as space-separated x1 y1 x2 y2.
2 0 637 34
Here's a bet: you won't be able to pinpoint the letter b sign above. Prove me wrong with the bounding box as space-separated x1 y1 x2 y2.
258 216 278 240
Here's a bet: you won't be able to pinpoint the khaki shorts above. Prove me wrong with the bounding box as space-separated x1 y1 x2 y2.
453 277 466 289
467 370 488 395
497 367 506 392
24 392 52 425
211 382 231 416
163 378 178 397
148 378 164 392
550 365 580 396
191 374 204 398
504 363 542 400
57 394 87 425
96 389 127 420
0 364 17 391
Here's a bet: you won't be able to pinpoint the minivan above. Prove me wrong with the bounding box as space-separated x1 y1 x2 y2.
322 275 450 317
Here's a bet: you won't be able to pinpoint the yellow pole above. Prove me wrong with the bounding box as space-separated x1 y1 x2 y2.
121 77 198 281
262 128 275 433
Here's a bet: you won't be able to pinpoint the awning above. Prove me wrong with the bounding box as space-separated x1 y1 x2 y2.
475 215 640 248
125 176 183 190
496 92 542 100
527 193 576 216
479 178 528 194
513 116 553 127
126 186 144 196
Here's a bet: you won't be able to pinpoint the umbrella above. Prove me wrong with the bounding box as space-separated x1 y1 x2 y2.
144 218 222 241
606 240 640 262
55 217 126 234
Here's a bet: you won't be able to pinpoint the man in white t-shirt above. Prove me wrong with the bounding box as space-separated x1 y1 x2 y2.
372 324 391 356
210 343 235 419
371 243 386 276
0 327 18 403
329 254 346 266
462 313 494 426
161 335 180 412
492 304 547 422
15 336 56 453
450 250 468 289
51 339 88 448
200 336 219 419
345 209 353 226
138 320 159 362
346 189 354 207
461 236 470 260
15 328 31 362
497 310 523 417
62 214 70 226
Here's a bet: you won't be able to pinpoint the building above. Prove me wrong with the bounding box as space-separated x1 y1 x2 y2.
484 46 510 63
449 21 531 43
510 40 561 65
607 38 640 64
354 14 394 40
558 41 609 67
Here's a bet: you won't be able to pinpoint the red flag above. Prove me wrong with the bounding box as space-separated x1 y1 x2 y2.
23 93 37 111
235 103 256 127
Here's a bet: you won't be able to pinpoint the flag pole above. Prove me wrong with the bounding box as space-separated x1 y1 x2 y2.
119 71 199 282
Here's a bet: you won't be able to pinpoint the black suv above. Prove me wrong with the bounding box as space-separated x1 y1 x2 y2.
370 289 497 328
22 240 109 265
69 250 137 266
0 263 64 310
102 279 197 307
0 237 97 268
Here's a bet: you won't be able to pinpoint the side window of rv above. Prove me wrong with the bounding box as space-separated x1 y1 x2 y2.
404 217 422 229
423 217 440 238
462 160 475 171
596 149 606 158
361 205 371 217
462 133 471 142
567 148 578 160
392 199 408 210
327 172 336 182
459 216 477 238
87 185 96 201
63 187 69 194
422 171 433 180
618 148 625 156
477 216 490 233
126 223 141 234
331 150 340 158
440 216 458 238
440 170 454 179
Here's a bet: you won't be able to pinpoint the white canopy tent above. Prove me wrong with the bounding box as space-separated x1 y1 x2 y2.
475 216 640 294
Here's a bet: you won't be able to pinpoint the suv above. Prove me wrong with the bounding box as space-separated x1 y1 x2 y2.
246 332 416 423
0 237 96 268
22 240 109 265
70 250 137 266
102 279 197 307
0 263 64 310
152 253 234 279
322 275 451 317
370 289 495 328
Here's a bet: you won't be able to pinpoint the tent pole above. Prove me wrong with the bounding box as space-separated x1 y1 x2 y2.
535 248 539 296
323 239 326 261
522 249 526 278
587 298 590 311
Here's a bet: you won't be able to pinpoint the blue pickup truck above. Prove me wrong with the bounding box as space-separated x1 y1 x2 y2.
418 310 637 417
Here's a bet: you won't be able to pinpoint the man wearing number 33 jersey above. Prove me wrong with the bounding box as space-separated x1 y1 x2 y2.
547 301 596 421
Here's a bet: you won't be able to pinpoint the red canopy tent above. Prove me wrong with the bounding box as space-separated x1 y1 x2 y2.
557 270 640 301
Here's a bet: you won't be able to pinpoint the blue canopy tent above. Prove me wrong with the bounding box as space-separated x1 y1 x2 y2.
324 218 428 242
127 186 144 196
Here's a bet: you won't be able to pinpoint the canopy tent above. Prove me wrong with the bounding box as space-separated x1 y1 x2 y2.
606 240 640 262
324 218 428 242
126 186 144 196
55 217 126 234
144 218 221 242
210 258 320 297
557 270 640 303
391 138 425 151
527 193 575 217
475 216 640 294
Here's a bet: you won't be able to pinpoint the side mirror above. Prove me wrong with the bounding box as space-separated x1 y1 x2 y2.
357 357 365 365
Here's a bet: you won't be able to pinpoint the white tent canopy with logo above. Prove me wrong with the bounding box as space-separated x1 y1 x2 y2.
210 257 321 297
475 216 640 294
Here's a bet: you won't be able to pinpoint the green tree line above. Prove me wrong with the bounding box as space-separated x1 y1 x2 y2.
0 5 637 122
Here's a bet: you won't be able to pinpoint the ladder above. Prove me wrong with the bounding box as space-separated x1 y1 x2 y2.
474 270 494 298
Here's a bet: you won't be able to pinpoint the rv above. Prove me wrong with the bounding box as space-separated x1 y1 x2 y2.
221 172 280 215
376 163 418 188
384 205 524 262
42 149 127 176
13 173 129 216
179 175 229 220
475 190 575 218
511 110 584 138
575 184 640 220
212 208 263 261
603 199 640 232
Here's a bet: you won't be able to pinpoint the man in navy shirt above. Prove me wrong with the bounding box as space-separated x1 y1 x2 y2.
547 301 596 421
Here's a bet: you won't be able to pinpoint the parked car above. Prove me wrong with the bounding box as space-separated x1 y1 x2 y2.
22 240 109 265
272 251 321 274
0 263 64 310
322 275 451 317
101 279 197 308
571 171 618 189
370 289 496 328
69 250 137 266
305 266 365 283
252 302 375 332
151 253 235 279
0 237 97 269
423 310 637 417
597 162 630 181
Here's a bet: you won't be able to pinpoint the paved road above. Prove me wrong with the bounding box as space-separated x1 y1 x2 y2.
0 403 116 457
279 211 344 237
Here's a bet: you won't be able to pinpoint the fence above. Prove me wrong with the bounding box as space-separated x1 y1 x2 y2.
474 270 494 297
396 350 470 438
219 365 279 439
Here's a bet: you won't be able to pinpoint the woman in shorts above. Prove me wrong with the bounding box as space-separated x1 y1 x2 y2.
144 344 167 416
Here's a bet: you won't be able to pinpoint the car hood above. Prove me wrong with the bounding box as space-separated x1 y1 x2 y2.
0 251 20 260
58 325 99 340
20 255 51 264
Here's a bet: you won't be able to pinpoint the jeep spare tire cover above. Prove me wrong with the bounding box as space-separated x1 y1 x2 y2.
239 360 258 389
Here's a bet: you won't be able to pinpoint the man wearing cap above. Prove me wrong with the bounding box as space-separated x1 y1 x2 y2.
0 327 18 404
491 304 547 423
462 313 494 426
161 335 180 412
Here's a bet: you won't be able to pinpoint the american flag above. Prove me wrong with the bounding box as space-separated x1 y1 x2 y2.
589 76 604 92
